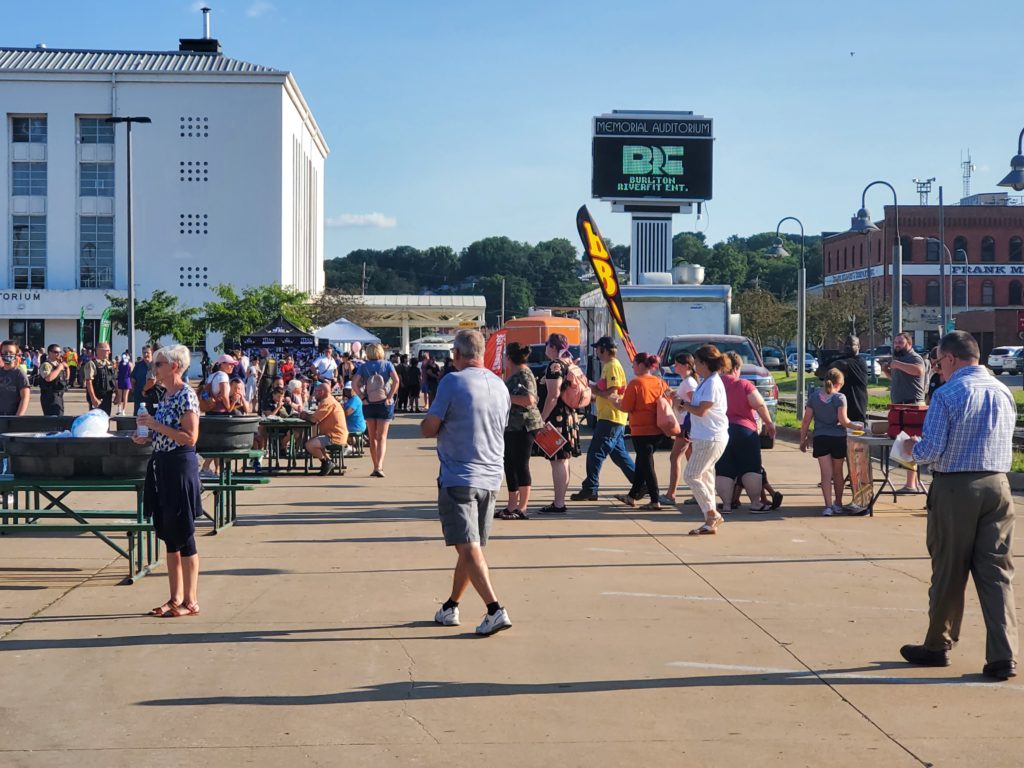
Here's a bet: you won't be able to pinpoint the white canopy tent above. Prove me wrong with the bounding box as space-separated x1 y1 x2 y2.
356 295 486 353
313 317 380 345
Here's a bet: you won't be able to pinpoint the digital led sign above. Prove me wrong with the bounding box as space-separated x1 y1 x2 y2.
592 114 713 203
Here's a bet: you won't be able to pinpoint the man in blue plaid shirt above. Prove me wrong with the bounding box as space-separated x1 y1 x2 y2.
900 331 1018 681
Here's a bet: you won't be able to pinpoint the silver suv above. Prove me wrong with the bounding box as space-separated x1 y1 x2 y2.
656 334 778 420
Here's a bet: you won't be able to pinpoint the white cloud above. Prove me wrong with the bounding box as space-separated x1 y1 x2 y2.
326 212 398 229
246 1 274 18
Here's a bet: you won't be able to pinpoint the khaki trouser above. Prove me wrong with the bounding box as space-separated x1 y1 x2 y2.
683 439 727 515
924 472 1019 664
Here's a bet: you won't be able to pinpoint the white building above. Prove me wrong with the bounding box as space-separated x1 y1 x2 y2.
0 20 328 352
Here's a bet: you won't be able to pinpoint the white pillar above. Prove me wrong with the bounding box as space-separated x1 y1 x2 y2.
401 317 410 354
630 214 673 284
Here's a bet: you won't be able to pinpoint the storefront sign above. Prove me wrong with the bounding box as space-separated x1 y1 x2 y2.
823 266 885 286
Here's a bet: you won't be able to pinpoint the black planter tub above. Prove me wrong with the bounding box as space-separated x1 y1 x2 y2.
2 431 153 478
196 414 260 452
111 415 137 432
0 416 77 435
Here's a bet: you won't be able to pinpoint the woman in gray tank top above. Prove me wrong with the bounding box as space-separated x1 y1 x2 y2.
799 369 858 516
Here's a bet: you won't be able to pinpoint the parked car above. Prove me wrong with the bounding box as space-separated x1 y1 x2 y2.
787 352 819 373
1004 348 1024 374
987 346 1022 375
761 347 785 370
657 334 778 420
857 353 883 377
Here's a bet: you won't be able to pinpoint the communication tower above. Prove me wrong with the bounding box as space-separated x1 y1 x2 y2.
961 151 975 199
912 177 935 205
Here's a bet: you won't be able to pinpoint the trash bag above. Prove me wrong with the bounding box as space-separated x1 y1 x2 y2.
71 408 111 437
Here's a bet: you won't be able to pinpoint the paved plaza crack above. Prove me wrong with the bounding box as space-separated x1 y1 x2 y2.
0 554 120 641
817 529 929 585
627 514 934 768
393 632 440 744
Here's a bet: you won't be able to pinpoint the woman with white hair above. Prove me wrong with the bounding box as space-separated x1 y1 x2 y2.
134 344 204 617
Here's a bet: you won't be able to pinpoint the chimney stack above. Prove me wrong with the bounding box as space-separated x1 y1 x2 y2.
179 5 222 53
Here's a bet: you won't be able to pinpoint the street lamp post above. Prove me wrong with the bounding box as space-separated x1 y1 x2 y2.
104 116 151 361
997 126 1024 191
768 216 806 415
912 236 952 332
849 181 902 343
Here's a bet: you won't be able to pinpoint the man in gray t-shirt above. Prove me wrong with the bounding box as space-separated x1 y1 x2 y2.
883 332 927 492
421 329 513 636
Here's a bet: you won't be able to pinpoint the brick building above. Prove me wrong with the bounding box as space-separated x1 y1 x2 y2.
821 194 1024 355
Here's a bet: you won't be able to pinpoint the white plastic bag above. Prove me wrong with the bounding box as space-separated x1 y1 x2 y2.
71 408 111 437
892 430 917 469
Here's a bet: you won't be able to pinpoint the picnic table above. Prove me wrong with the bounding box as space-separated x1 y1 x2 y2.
259 417 313 473
0 475 158 583
200 449 268 530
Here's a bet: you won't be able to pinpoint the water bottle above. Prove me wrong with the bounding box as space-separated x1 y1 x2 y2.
137 404 150 439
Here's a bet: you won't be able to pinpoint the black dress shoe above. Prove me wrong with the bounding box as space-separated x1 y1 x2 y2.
900 644 950 667
569 491 598 501
982 660 1017 680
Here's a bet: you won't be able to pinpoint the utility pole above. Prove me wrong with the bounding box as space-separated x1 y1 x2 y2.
361 262 366 295
500 278 506 326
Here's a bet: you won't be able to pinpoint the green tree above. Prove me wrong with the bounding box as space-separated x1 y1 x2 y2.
734 289 795 354
474 275 534 326
672 232 712 266
105 289 200 347
201 284 312 350
459 236 531 279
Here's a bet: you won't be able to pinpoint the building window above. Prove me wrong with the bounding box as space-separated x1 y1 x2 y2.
78 118 114 144
953 236 968 261
8 320 45 350
982 280 995 306
1011 237 1023 263
79 163 114 196
859 242 864 266
926 239 941 263
900 237 912 262
925 280 940 306
79 216 114 288
1011 281 1024 305
11 215 46 288
11 162 46 196
11 117 47 143
953 280 966 306
981 236 996 263
902 279 913 305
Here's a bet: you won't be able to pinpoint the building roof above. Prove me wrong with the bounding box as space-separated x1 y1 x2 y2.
0 47 284 75
359 295 486 309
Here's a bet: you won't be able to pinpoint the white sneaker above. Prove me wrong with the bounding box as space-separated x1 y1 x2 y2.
434 605 460 626
843 503 868 516
199 469 218 479
476 607 512 636
822 506 837 516
832 503 845 516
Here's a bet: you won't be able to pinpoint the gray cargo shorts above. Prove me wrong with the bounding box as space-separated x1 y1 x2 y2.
438 485 496 546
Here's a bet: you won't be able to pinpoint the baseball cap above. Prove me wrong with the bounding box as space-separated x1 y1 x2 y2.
216 354 236 366
591 336 617 350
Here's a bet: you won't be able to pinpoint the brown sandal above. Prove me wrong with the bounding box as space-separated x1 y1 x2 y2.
613 494 637 508
149 599 180 617
688 514 724 536
161 601 200 617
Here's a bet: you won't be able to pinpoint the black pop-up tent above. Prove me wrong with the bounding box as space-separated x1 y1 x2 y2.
239 317 315 348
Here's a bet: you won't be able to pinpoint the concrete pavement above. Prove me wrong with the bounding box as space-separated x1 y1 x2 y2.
0 408 1021 767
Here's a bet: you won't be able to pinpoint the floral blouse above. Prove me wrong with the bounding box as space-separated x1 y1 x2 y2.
153 385 200 452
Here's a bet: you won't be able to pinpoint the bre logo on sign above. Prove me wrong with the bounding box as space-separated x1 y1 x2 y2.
622 145 686 176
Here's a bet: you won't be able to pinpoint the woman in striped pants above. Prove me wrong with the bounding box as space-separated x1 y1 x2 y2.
677 345 730 535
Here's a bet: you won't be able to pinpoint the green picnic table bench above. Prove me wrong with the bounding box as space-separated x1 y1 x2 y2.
0 475 158 583
200 449 266 531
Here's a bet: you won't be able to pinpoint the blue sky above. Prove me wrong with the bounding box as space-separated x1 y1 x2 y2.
7 1 1023 260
